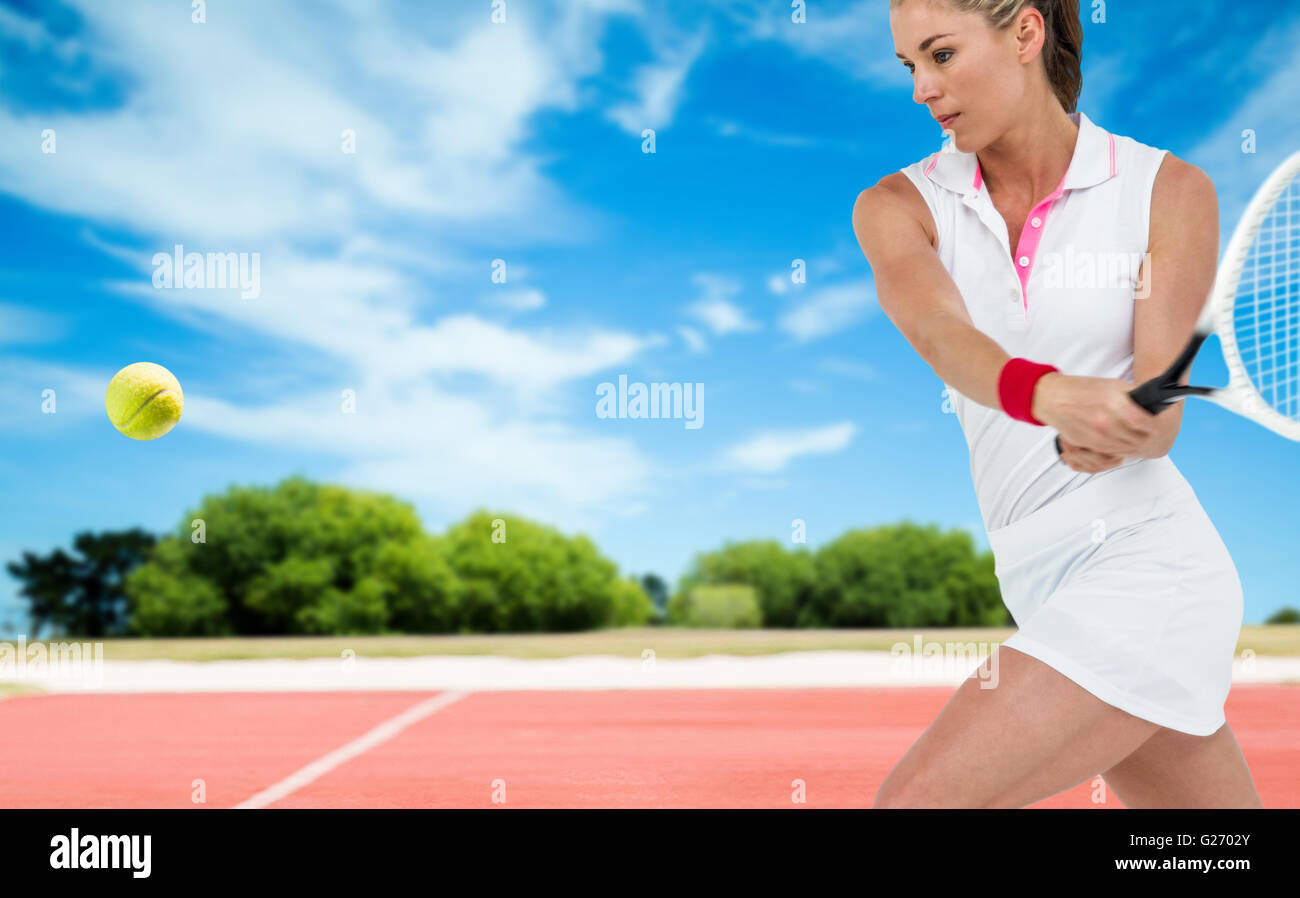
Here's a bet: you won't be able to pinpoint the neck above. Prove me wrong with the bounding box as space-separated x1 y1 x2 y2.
977 105 1079 204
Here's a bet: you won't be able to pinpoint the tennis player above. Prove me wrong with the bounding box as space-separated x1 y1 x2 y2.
853 0 1260 808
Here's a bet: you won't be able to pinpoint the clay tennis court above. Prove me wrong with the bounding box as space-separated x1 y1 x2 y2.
2 679 1295 808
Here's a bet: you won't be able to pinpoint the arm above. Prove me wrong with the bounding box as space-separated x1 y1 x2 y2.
1057 157 1221 463
1125 155 1220 458
852 174 1014 411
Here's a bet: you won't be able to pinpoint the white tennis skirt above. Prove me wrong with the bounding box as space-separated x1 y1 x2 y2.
987 456 1243 736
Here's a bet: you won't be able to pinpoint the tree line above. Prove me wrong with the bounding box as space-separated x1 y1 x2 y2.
5 476 1017 637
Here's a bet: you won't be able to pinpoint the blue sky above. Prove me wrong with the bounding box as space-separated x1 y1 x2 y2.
1 0 1298 632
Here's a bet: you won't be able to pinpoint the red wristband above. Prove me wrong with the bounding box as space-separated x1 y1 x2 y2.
998 358 1058 425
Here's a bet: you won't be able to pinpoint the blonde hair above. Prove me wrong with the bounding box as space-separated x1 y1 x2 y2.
890 0 1083 113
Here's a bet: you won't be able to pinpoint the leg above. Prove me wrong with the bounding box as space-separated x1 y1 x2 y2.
874 645 1161 808
1099 723 1263 808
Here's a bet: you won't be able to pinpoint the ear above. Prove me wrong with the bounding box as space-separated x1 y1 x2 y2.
1012 4 1047 62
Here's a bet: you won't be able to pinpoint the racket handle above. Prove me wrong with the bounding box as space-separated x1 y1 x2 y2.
1128 332 1208 413
1128 377 1178 414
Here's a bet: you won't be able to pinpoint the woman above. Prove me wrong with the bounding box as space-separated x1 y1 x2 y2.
852 0 1260 808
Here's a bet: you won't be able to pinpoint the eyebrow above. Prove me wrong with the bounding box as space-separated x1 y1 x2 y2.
895 33 955 58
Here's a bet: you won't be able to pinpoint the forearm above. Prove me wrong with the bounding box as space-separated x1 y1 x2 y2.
917 313 1183 457
1132 405 1181 457
917 312 1014 410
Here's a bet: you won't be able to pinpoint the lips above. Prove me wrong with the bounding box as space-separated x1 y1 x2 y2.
937 113 960 128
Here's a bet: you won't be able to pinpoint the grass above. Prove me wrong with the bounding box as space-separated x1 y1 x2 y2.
0 682 45 699
3 625 1297 662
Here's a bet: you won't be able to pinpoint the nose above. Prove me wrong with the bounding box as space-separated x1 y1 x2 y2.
912 71 940 106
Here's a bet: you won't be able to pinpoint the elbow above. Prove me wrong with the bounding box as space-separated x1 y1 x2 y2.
1141 421 1180 459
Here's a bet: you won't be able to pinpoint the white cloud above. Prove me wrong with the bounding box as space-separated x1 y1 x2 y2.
0 5 84 62
606 30 709 134
0 352 658 536
0 356 106 434
106 262 653 397
724 421 857 473
768 251 849 297
393 315 655 392
688 298 760 336
0 0 678 523
0 0 622 244
336 235 471 278
0 302 67 346
685 273 759 335
819 357 880 380
733 0 903 85
778 279 877 342
485 288 547 312
1182 19 1300 234
709 116 815 147
677 325 708 353
183 385 654 512
767 272 793 296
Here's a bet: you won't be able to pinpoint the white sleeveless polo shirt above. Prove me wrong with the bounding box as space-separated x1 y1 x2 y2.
900 111 1172 532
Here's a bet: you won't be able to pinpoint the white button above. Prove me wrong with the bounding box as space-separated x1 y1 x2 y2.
1031 217 1042 228
1018 256 1030 267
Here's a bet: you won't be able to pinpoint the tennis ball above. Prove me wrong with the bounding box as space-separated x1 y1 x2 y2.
105 362 184 440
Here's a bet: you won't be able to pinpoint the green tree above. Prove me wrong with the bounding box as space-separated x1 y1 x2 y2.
673 540 815 627
5 528 157 637
377 537 463 633
667 583 762 628
609 576 657 626
638 572 669 620
808 521 1003 628
128 539 229 636
125 477 449 635
441 510 648 632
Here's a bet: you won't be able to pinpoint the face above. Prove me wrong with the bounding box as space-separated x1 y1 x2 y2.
891 0 1039 152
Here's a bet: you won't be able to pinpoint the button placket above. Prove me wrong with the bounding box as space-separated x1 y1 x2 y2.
1011 175 1069 318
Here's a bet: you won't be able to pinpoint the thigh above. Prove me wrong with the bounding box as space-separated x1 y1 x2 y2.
1100 723 1263 808
874 645 1161 808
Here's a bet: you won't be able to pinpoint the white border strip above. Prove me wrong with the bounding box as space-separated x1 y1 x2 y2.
233 690 469 809
10 652 1300 693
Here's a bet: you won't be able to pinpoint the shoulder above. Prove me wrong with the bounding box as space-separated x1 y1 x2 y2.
853 169 938 249
1152 152 1216 201
1149 153 1218 243
854 170 925 211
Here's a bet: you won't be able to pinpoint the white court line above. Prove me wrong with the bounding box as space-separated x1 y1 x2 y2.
233 690 470 809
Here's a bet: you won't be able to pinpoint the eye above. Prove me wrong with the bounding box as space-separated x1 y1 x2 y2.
934 49 953 64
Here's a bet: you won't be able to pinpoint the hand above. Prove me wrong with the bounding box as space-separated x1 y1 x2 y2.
1056 435 1126 474
1033 373 1158 457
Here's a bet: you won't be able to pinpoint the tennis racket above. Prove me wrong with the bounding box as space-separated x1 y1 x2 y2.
1055 149 1300 457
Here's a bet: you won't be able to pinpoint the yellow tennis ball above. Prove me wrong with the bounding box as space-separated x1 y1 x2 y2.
105 362 184 440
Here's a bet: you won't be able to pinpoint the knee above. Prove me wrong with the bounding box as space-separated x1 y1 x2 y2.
872 785 909 809
874 773 998 808
873 777 943 809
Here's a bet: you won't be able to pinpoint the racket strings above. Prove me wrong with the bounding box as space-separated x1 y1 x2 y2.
1233 174 1300 421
